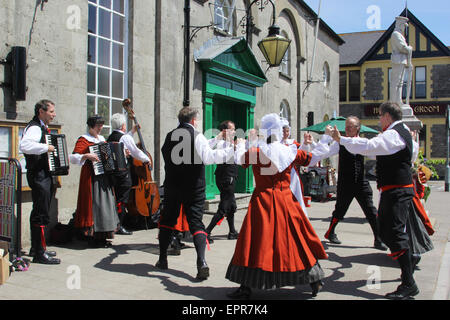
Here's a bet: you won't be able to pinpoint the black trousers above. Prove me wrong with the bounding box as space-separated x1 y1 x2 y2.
27 168 53 255
216 177 237 216
159 185 206 234
378 187 414 252
111 170 132 205
27 168 53 227
332 180 378 223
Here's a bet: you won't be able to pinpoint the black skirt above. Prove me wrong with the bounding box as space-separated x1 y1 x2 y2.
225 262 325 290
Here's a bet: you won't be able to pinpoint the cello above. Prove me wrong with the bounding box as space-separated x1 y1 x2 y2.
122 98 160 221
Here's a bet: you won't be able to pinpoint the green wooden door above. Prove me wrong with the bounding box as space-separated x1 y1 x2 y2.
210 96 250 195
198 38 267 199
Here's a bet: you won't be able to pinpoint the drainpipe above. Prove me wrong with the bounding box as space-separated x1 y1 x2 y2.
154 0 162 182
183 0 191 106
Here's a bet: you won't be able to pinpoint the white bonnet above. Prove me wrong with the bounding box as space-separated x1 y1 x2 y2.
260 113 283 141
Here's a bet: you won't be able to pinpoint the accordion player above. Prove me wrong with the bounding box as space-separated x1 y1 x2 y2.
89 142 128 175
45 133 70 176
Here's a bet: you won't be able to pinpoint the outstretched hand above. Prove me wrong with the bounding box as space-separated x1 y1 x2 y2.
324 125 334 137
303 132 313 145
331 125 341 143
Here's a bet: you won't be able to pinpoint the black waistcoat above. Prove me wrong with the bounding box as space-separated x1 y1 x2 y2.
107 130 124 143
161 123 205 190
23 117 49 172
376 123 413 188
107 130 132 173
338 145 365 185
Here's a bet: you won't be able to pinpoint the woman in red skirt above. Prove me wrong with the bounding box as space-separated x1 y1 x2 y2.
226 114 328 299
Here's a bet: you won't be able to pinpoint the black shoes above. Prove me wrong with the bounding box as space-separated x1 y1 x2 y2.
310 280 324 297
227 286 251 300
196 259 210 280
116 226 133 235
374 239 388 251
32 252 61 265
88 239 112 248
385 283 419 300
155 259 168 270
326 233 342 244
29 248 57 257
227 232 239 240
207 232 238 243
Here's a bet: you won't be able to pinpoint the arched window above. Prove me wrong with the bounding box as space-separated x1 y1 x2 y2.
214 0 236 35
279 31 291 76
323 62 330 87
280 100 291 124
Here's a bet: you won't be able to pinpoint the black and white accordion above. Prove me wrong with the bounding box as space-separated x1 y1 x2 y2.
89 142 127 175
45 134 70 176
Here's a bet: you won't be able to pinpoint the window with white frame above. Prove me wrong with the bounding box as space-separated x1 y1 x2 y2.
279 31 291 76
88 0 128 136
415 66 426 99
214 0 236 35
280 100 290 124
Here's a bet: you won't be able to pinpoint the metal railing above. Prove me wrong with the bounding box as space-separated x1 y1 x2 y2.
0 158 22 260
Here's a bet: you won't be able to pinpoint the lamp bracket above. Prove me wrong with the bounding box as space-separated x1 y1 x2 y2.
244 0 276 42
184 23 216 42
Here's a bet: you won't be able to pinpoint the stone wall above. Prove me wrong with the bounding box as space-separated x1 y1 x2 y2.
431 124 447 158
364 68 384 101
431 64 450 98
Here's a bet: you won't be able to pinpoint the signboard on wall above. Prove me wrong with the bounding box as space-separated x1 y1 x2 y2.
364 102 448 117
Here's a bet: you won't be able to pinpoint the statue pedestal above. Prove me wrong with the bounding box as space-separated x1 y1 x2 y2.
402 104 423 131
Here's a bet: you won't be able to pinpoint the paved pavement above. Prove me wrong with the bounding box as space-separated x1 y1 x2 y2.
0 182 449 301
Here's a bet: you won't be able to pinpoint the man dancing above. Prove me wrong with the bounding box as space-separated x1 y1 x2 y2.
304 116 387 250
157 107 235 280
331 102 419 300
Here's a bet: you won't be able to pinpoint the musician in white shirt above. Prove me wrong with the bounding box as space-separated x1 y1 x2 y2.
19 99 61 264
109 113 150 164
107 113 151 235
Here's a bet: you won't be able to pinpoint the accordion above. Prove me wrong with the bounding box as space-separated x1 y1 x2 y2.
89 142 128 175
45 134 70 176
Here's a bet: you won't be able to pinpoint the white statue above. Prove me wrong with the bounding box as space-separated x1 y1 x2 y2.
390 16 413 107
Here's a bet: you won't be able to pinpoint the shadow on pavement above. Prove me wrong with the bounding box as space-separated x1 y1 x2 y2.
321 250 400 299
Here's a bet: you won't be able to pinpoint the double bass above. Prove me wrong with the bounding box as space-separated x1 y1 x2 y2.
122 98 160 219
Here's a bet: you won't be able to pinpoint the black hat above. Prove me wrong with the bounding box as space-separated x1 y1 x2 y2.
87 114 105 128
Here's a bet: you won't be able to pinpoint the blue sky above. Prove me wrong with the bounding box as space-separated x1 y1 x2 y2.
302 0 450 45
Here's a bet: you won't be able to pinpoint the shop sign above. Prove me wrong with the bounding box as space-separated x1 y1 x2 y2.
364 102 448 117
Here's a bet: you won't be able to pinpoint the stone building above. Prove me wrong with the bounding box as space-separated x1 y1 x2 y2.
339 9 450 175
0 0 342 247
